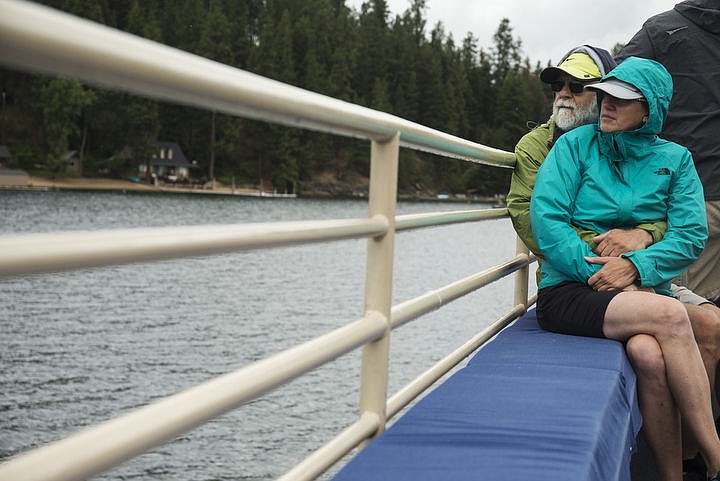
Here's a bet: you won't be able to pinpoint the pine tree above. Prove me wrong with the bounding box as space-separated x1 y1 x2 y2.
38 79 96 173
125 0 162 181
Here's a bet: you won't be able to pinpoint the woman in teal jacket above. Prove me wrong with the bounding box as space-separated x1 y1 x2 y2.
530 56 719 480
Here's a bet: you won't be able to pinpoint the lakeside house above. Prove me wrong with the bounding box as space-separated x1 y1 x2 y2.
137 141 192 183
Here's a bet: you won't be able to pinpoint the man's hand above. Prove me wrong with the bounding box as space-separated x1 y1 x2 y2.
593 228 653 257
585 256 639 291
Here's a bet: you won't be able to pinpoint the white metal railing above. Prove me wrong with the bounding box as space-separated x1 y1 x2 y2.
0 1 535 481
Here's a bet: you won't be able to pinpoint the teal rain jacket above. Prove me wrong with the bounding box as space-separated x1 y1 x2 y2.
530 57 707 296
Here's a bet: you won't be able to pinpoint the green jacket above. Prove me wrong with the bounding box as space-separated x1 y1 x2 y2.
507 119 667 281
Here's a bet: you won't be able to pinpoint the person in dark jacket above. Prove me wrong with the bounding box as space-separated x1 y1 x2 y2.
617 0 720 303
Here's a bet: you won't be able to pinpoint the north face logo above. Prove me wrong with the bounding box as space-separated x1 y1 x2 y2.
654 168 670 175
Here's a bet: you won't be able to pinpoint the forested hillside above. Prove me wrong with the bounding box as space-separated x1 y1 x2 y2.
0 0 554 197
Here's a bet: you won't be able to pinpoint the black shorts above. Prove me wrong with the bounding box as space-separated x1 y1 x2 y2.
536 281 623 338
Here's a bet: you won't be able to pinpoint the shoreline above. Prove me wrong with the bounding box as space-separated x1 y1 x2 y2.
2 176 502 204
17 176 294 197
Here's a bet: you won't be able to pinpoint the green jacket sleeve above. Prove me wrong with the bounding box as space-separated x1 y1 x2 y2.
573 222 668 252
635 222 668 244
507 124 551 257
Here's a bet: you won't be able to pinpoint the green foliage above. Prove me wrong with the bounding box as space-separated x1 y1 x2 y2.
37 78 95 172
2 0 555 196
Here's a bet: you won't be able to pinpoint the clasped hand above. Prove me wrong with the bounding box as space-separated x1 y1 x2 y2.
585 228 651 291
586 256 639 291
593 228 653 257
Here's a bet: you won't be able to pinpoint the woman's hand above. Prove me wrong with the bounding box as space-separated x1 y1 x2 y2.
585 256 639 291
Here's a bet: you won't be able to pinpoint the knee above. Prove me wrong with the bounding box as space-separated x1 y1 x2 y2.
656 299 693 339
689 305 720 353
626 334 666 379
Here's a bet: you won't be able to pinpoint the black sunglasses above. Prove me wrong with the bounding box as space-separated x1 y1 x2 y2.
550 80 591 94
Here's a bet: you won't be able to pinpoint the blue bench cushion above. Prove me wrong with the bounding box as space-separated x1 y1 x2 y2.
332 309 641 481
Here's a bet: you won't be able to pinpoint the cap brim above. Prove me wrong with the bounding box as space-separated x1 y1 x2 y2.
540 66 563 83
540 65 594 83
585 82 644 100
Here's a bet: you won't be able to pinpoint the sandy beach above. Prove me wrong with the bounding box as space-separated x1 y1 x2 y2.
19 176 282 197
3 175 497 202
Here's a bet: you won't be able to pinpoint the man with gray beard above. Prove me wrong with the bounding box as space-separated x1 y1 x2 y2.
507 45 630 267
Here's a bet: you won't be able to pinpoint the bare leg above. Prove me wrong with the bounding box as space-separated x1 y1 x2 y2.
603 291 720 474
688 303 720 398
702 303 720 405
626 334 682 481
694 303 720 398
683 303 720 460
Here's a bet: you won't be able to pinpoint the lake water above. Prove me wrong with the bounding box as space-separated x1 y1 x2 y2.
0 190 528 480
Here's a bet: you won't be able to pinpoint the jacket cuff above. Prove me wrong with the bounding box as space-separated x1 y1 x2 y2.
621 251 645 285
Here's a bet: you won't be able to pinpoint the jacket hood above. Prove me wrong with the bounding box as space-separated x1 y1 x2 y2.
675 0 720 35
599 56 673 135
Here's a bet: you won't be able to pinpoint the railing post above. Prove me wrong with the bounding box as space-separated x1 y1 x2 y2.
359 133 400 445
513 236 529 310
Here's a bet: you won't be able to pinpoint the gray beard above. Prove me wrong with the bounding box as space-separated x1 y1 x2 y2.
552 100 599 131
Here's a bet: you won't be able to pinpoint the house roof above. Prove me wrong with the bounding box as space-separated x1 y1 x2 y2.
153 141 190 167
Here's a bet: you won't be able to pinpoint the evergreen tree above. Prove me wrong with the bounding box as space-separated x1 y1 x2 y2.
327 2 358 102
490 18 522 83
388 3 423 121
38 79 95 173
199 1 235 183
418 24 449 130
354 0 392 107
167 0 206 54
125 0 162 181
199 1 234 64
63 0 105 22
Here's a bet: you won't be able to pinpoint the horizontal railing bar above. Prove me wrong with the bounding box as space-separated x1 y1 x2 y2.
391 253 532 329
276 412 381 481
0 312 388 481
387 304 526 419
0 0 515 168
0 216 388 278
395 208 508 231
0 208 514 279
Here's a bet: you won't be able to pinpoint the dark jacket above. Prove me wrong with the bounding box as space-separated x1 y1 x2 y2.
617 0 720 200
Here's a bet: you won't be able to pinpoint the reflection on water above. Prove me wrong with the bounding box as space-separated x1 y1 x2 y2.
0 191 522 480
